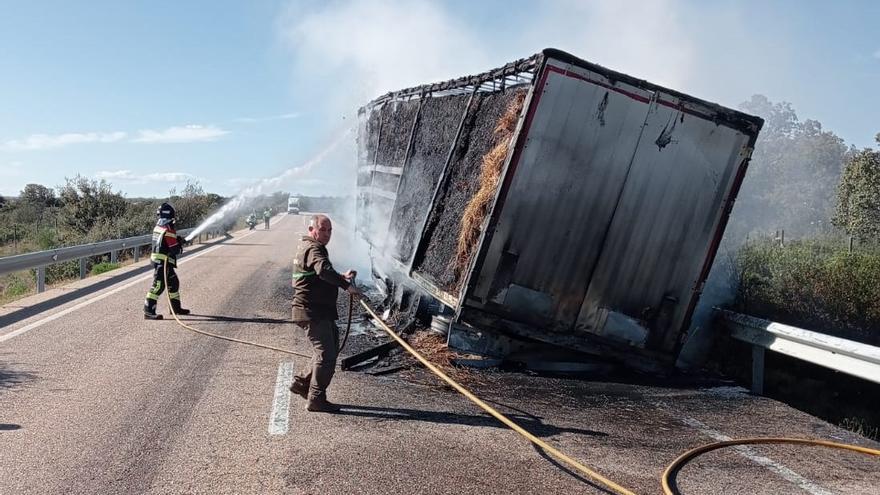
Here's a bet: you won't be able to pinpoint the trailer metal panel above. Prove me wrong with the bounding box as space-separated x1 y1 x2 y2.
467 63 653 330
575 94 753 351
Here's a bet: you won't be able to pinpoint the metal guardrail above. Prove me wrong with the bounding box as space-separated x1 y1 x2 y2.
717 309 880 394
0 227 223 293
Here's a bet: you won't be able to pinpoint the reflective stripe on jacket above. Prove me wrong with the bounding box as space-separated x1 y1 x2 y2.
151 224 181 264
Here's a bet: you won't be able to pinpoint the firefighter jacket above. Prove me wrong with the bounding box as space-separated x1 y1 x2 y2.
292 235 350 321
151 223 183 265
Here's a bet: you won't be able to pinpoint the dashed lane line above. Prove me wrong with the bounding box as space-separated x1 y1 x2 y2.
268 361 295 435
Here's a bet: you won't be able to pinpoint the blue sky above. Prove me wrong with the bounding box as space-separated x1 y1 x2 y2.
1 0 878 198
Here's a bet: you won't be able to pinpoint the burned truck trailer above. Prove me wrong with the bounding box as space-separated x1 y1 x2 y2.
356 48 763 367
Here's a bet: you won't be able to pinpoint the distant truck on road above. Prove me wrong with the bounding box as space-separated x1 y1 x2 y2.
287 196 300 215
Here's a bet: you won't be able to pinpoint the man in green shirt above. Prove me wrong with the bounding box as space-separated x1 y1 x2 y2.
290 214 361 412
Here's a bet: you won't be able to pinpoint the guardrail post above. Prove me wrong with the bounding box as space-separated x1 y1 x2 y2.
36 266 46 293
110 250 118 264
79 258 87 279
134 247 140 262
751 345 765 395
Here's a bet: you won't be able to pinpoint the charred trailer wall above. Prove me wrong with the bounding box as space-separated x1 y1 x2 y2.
388 95 471 264
357 53 540 271
413 89 528 296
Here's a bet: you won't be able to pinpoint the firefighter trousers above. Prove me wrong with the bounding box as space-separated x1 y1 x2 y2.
145 261 180 307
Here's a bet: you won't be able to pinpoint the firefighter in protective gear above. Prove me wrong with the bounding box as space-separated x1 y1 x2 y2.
144 202 191 320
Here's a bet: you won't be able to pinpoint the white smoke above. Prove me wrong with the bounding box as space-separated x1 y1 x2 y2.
280 0 491 118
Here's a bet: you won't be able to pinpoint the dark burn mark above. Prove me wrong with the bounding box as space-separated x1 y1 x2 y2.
655 111 682 150
596 92 609 127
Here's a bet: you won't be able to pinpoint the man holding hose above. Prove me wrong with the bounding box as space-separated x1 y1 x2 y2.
290 214 361 413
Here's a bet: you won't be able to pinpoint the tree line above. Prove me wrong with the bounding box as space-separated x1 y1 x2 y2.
0 176 288 255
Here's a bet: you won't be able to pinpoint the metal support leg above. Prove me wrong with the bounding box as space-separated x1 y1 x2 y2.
110 250 118 264
134 247 139 262
751 345 765 395
37 267 45 293
79 258 87 279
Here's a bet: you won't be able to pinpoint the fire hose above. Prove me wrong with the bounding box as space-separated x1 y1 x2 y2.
162 261 354 359
162 262 879 495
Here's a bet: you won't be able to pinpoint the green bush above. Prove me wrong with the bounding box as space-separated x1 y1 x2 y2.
45 260 81 285
35 227 59 250
90 261 120 276
0 273 34 303
736 237 880 344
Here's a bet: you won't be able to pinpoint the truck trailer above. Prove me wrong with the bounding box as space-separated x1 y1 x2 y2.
355 48 763 368
287 195 300 215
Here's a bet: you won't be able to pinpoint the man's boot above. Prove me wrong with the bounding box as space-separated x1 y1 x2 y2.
171 299 191 316
144 300 163 320
289 377 309 399
306 394 341 413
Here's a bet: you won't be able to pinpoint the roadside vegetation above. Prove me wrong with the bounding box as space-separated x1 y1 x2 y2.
715 95 880 439
728 96 880 345
0 176 288 304
735 238 880 346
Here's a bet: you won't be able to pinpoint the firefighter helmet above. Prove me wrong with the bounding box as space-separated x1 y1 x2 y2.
156 202 176 219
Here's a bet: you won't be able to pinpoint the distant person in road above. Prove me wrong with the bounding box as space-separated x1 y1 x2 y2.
290 214 361 412
144 202 191 319
263 208 271 230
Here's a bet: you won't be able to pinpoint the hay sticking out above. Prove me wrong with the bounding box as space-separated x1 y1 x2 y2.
453 92 526 281
401 331 486 387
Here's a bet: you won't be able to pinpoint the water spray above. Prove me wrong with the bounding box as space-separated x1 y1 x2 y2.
185 128 354 242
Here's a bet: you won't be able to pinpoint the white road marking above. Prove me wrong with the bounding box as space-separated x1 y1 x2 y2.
268 361 295 435
0 227 264 344
680 416 833 495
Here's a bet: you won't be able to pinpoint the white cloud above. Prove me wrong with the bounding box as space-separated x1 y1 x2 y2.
132 125 229 144
233 112 300 123
1 131 126 151
96 169 196 184
1 123 230 151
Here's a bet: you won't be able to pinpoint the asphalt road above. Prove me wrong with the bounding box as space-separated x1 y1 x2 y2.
1 214 877 495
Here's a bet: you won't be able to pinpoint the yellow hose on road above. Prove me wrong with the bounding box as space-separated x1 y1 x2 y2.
153 248 878 494
359 299 880 495
358 299 638 495
163 260 311 359
661 437 880 495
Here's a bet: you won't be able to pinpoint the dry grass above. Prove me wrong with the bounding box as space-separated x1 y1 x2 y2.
453 91 527 285
400 331 486 387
